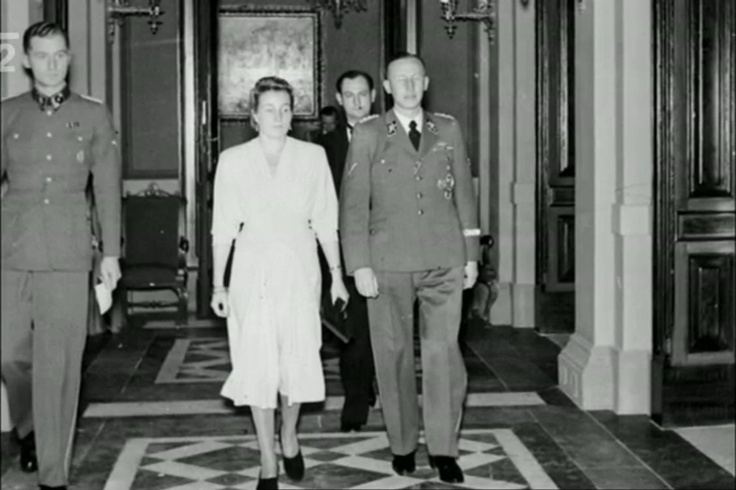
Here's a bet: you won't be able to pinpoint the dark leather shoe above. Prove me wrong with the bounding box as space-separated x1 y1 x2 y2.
429 455 464 483
340 421 363 432
255 476 278 490
391 451 416 475
39 486 67 490
282 450 304 481
19 432 38 473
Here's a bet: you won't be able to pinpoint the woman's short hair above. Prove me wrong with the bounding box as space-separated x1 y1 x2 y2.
249 76 294 130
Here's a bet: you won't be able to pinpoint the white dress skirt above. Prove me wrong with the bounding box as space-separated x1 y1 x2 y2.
211 137 338 409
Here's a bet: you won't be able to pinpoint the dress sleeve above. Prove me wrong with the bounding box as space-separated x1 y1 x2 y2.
310 145 339 244
211 150 242 246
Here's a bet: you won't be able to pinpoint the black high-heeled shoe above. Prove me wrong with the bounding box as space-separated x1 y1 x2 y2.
282 449 305 481
256 476 278 490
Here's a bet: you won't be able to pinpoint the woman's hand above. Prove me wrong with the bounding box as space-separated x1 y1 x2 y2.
210 288 230 318
330 276 350 306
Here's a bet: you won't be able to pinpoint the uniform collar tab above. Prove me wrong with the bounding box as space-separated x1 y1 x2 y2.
31 86 71 113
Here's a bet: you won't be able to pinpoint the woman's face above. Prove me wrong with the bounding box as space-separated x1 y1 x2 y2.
253 90 292 138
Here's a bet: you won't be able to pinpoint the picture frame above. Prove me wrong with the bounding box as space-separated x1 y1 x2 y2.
218 8 321 120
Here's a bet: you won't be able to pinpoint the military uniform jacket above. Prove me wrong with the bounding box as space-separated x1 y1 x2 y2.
340 109 480 274
316 125 350 193
1 91 121 271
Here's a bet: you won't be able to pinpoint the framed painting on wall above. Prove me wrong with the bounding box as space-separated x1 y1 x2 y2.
218 8 321 120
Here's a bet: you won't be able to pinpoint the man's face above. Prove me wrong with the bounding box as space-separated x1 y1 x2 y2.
321 114 338 134
23 34 71 91
336 76 375 124
383 57 428 113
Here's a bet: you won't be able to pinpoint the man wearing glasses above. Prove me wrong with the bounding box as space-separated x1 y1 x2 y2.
1 21 121 490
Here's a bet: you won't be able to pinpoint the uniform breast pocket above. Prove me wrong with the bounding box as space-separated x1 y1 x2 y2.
6 132 37 165
371 157 397 183
67 128 93 165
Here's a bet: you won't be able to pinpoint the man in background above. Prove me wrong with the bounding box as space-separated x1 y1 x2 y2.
1 22 122 490
317 70 377 432
309 105 340 142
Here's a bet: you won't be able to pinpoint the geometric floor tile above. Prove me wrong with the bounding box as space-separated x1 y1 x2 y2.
104 430 558 489
156 338 231 384
155 337 344 386
154 336 498 391
83 392 545 418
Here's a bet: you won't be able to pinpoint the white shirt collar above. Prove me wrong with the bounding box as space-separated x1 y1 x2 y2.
345 123 354 142
393 109 423 135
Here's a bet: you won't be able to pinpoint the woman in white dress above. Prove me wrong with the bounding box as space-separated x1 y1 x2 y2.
210 76 349 490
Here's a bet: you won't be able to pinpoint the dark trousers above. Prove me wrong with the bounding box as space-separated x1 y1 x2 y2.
1 270 88 487
339 276 375 426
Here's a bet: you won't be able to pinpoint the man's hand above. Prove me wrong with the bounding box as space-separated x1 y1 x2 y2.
464 261 478 289
100 256 121 291
354 267 379 298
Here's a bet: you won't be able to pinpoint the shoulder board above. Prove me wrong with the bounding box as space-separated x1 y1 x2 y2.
80 94 104 104
433 112 456 120
358 114 379 124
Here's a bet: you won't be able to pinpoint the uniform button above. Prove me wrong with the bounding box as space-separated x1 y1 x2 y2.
415 175 423 181
416 192 423 199
418 209 424 215
46 154 52 161
43 199 50 204
46 132 53 138
45 176 53 183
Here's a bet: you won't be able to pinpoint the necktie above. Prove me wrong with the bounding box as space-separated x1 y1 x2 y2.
409 120 421 151
347 124 353 141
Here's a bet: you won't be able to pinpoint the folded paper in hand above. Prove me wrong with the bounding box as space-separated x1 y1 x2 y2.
95 281 113 315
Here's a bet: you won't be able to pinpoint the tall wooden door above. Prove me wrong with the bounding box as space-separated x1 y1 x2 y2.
194 0 219 317
652 0 735 426
535 0 576 332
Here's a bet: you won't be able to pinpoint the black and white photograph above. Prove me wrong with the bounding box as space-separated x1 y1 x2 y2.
0 1 733 489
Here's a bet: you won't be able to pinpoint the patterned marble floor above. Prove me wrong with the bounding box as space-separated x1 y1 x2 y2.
105 430 556 490
2 319 734 490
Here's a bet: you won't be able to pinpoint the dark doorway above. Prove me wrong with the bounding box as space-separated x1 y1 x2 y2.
535 0 576 333
193 0 220 317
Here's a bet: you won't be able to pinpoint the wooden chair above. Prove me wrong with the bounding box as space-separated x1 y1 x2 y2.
115 184 189 327
468 234 498 324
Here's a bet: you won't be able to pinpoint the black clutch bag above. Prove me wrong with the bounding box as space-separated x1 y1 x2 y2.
321 297 350 344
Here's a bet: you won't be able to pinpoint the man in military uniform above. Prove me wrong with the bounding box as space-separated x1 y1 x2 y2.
339 53 479 484
317 70 377 433
1 22 121 490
